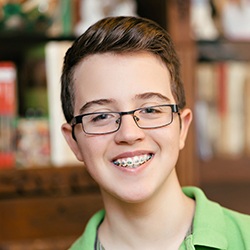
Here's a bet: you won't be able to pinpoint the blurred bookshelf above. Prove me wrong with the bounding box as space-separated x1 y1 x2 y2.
193 0 250 215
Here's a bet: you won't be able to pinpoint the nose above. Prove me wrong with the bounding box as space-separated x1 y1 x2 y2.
114 114 145 144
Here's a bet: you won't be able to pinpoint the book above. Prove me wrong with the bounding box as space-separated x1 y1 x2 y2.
45 41 80 167
195 62 218 160
16 117 50 168
0 61 17 168
245 63 250 156
222 62 246 157
19 44 48 117
215 62 228 156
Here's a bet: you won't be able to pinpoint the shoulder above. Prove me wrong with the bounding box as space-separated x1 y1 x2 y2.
222 207 250 242
183 186 250 249
69 210 105 250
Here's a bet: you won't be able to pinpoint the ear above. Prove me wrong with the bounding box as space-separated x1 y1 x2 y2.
61 123 84 162
179 108 192 150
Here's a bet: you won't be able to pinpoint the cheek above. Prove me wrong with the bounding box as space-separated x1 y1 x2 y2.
77 136 109 167
163 135 180 169
157 125 180 147
78 138 99 159
154 126 181 160
77 140 102 180
78 137 115 189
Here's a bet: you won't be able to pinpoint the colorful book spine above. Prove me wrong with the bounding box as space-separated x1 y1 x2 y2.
0 61 17 168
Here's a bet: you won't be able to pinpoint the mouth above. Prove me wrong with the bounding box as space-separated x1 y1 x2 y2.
113 153 153 169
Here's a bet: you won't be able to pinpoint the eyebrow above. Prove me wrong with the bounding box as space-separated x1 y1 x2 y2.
79 92 171 114
79 99 115 114
134 92 171 102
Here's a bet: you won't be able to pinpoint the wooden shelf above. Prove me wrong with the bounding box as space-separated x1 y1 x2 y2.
0 236 76 250
197 39 250 61
0 192 103 244
0 31 75 42
200 157 250 184
0 166 103 246
0 33 75 62
0 165 97 198
201 181 250 214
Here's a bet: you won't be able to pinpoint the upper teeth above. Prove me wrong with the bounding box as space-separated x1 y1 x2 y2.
113 154 152 168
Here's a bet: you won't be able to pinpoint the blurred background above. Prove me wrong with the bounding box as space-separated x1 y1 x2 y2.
0 0 249 249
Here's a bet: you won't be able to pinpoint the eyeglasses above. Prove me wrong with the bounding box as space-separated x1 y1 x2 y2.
70 104 179 136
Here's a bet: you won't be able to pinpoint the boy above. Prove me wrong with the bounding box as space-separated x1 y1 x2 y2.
61 16 250 250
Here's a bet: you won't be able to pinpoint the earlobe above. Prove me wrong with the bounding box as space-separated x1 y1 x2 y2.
61 123 84 162
179 109 192 150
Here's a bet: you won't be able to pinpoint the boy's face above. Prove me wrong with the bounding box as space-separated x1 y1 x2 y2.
62 52 192 204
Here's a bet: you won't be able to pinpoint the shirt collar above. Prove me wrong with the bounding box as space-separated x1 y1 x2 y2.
183 187 228 249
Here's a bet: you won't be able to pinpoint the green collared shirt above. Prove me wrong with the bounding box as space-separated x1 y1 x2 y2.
69 187 250 250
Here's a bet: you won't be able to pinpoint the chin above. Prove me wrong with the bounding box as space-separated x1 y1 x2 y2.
113 187 157 205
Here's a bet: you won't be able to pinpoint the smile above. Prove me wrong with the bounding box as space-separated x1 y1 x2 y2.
113 154 153 169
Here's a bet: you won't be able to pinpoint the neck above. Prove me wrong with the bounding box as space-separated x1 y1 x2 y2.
99 173 195 250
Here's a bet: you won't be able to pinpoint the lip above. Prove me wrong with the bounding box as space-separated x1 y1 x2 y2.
112 150 153 161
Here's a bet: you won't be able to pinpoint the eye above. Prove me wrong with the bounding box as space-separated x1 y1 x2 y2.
92 113 110 122
137 106 166 120
141 106 162 114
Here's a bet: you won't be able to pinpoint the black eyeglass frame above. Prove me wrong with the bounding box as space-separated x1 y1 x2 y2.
70 104 180 139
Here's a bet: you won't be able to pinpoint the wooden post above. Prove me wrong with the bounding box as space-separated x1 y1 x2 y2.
166 0 199 186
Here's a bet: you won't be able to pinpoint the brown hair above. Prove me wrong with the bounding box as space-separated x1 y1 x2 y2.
61 16 186 123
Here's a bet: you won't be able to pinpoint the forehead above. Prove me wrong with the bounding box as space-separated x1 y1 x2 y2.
72 52 174 110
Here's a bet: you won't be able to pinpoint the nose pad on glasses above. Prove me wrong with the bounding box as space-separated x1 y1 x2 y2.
116 115 140 128
133 116 140 122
